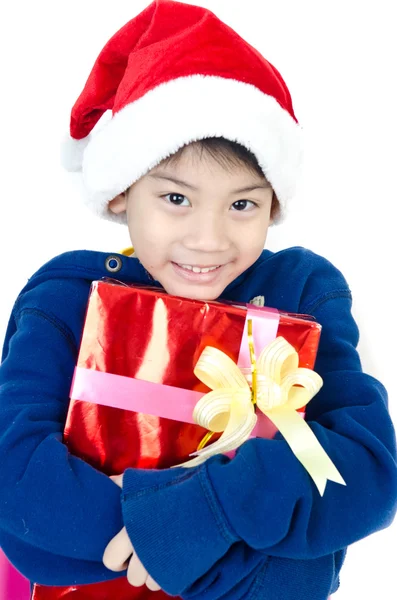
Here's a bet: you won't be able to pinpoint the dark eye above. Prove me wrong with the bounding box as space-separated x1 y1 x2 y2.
163 193 190 207
231 200 256 211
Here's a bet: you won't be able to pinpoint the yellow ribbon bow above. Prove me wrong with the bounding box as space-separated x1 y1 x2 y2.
174 329 346 496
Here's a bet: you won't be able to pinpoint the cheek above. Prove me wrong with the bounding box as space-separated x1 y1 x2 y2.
127 205 175 259
236 221 268 254
127 202 157 241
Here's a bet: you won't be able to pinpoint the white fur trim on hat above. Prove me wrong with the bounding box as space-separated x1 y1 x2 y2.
61 134 91 172
70 75 304 225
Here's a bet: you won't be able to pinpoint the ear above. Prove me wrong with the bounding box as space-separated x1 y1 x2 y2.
269 191 279 225
108 192 128 215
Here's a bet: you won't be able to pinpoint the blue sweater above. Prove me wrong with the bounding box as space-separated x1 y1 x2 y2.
0 247 396 600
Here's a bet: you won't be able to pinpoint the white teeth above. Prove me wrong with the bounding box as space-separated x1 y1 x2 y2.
179 264 219 274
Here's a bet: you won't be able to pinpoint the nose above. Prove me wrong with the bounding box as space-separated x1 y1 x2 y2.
182 210 230 253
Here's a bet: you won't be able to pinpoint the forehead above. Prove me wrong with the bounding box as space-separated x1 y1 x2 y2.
149 146 269 187
146 172 272 199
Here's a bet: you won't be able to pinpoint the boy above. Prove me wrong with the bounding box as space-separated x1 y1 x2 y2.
1 1 396 599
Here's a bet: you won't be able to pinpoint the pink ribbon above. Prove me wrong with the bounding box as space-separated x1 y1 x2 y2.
70 306 280 438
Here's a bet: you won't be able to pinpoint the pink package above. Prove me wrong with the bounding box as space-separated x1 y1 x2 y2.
0 548 30 599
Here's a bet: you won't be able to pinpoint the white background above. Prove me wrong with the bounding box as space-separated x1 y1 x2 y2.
0 1 396 597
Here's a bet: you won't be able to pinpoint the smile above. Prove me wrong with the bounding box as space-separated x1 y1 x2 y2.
178 264 220 273
171 262 224 283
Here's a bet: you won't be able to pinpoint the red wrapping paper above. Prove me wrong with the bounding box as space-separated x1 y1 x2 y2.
33 281 321 600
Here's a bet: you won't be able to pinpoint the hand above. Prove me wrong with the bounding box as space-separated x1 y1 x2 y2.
104 474 161 591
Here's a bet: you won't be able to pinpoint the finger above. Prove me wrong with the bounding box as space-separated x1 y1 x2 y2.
146 575 161 591
103 527 133 571
127 551 149 587
109 474 123 488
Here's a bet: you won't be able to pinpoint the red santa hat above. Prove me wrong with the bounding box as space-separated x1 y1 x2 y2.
62 0 303 225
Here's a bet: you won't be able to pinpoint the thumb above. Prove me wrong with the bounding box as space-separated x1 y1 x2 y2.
103 526 133 571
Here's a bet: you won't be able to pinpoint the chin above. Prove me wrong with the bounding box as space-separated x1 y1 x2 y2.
164 282 224 301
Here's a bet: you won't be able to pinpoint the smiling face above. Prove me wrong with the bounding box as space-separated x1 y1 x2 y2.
109 143 274 300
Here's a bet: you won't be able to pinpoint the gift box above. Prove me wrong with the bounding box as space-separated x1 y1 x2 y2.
0 549 31 600
32 280 323 600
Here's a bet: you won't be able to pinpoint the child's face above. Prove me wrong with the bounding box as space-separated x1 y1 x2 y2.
109 145 274 300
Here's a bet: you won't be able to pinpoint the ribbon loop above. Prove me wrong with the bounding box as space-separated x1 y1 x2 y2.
194 346 250 391
192 389 235 432
257 337 299 383
256 376 284 410
190 392 257 460
173 332 346 496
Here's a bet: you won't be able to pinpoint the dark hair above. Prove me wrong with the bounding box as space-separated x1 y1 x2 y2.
160 137 279 220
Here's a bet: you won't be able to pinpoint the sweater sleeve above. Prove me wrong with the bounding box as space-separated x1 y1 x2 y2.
120 260 397 595
0 288 129 585
179 546 344 600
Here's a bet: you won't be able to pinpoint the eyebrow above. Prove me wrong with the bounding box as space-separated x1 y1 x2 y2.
148 172 271 193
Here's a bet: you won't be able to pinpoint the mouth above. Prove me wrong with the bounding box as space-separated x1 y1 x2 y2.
171 261 225 283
